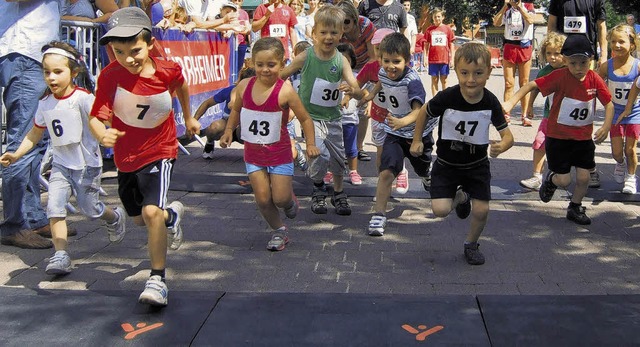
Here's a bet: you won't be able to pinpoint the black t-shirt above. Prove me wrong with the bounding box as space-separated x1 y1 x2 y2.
427 86 508 168
358 0 407 31
548 0 606 59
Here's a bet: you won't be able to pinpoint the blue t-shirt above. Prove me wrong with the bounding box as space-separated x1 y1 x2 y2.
214 85 234 115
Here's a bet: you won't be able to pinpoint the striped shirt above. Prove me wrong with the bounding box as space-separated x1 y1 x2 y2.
341 16 376 71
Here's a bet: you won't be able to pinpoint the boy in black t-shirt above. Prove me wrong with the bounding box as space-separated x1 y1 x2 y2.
415 42 514 265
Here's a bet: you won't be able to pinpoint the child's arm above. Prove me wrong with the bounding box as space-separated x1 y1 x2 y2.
409 102 428 157
618 79 640 124
525 88 539 119
0 126 44 166
594 101 614 144
279 51 306 80
193 97 217 121
596 61 608 80
489 127 514 158
89 116 125 148
357 81 382 107
339 56 364 100
219 81 246 148
503 81 538 114
176 82 201 138
282 83 320 158
387 99 422 130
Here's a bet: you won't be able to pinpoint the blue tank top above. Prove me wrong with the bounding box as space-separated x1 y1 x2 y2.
608 58 640 124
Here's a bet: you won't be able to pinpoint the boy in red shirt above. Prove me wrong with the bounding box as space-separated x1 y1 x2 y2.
89 8 200 306
503 34 614 225
424 8 454 96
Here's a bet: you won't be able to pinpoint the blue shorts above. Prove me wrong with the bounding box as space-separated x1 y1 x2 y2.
428 63 450 77
246 162 294 176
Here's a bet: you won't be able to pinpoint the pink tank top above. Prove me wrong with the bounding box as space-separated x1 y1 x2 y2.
242 77 292 166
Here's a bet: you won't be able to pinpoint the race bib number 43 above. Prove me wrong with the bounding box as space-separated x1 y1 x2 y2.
240 108 282 144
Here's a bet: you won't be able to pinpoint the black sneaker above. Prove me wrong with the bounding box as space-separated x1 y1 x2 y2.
357 150 371 161
539 172 557 203
453 186 471 219
311 185 328 214
588 170 601 188
421 176 431 191
464 243 485 265
566 204 591 225
331 191 352 215
202 142 215 159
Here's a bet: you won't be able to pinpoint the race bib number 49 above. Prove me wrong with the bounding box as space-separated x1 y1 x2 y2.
557 97 594 127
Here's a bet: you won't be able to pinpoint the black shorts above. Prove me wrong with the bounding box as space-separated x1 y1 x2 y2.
379 133 434 177
545 137 595 174
430 159 492 201
117 159 175 217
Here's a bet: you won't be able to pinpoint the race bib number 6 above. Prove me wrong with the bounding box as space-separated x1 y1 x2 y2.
240 108 282 144
43 109 82 147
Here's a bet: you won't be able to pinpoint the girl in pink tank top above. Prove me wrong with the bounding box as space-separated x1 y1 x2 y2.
220 37 319 252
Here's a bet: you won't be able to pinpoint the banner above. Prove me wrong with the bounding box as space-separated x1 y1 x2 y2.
152 28 237 137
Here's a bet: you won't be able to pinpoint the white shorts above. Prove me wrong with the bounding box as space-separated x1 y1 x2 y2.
371 119 387 147
47 164 105 219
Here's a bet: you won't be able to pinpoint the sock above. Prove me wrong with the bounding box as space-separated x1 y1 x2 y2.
165 208 177 227
533 172 542 179
464 241 478 248
150 269 166 281
274 226 287 233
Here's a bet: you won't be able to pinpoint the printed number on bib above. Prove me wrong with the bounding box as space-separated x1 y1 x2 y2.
240 108 282 144
373 90 386 108
557 97 594 126
310 78 341 107
269 24 286 37
384 87 411 115
505 11 525 40
43 109 82 146
609 80 635 105
440 109 491 145
113 87 172 129
563 16 587 33
431 32 446 47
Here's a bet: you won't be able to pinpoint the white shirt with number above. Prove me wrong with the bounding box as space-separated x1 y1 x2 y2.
34 88 101 170
503 7 533 41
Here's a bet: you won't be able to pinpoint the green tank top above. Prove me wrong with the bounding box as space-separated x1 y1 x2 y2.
299 47 343 121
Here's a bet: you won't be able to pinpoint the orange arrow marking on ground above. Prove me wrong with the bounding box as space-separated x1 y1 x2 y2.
121 322 164 340
402 324 444 341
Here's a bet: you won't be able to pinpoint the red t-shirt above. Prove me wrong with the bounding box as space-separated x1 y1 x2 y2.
425 24 454 64
91 58 183 172
356 60 386 122
536 68 612 140
414 33 425 54
254 3 297 59
237 9 250 46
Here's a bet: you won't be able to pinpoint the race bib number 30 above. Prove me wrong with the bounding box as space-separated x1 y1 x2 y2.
43 109 82 147
113 87 172 129
441 109 491 145
557 97 594 126
240 108 282 144
310 78 341 107
563 16 587 33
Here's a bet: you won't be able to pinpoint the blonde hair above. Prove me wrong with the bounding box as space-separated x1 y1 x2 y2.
539 31 567 64
454 42 491 68
313 4 345 31
431 7 445 19
607 24 637 56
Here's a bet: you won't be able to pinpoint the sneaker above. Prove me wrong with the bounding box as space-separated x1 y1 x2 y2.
539 172 557 203
267 228 289 251
106 207 127 243
421 176 431 191
368 214 387 236
614 160 626 184
623 175 637 194
138 275 168 306
294 143 308 172
311 185 328 214
357 150 371 161
284 193 299 219
453 186 471 219
202 141 215 159
521 116 532 127
520 175 542 190
167 201 184 250
349 171 362 185
396 168 409 194
323 172 334 185
331 191 352 215
45 250 72 275
464 243 485 265
566 204 591 225
589 170 601 188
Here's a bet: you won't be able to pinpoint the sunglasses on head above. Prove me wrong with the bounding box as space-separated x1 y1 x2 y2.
344 19 351 25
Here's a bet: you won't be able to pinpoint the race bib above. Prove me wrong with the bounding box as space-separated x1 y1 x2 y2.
557 97 594 127
309 78 341 107
563 16 587 34
113 87 172 129
505 11 524 40
240 108 282 144
43 109 82 147
269 24 286 37
440 109 492 145
431 32 447 47
384 86 411 115
609 80 637 106
373 90 386 109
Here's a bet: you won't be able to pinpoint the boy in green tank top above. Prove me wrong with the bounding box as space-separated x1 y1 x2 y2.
280 4 363 216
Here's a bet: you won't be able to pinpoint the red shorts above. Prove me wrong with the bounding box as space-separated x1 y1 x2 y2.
610 123 640 139
532 118 548 150
503 43 533 65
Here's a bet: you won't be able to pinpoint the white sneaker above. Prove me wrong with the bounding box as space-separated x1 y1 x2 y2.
368 215 387 236
396 168 409 194
107 207 127 243
202 142 215 159
167 201 184 250
623 175 637 194
520 175 542 190
45 250 72 275
614 160 626 184
138 275 168 306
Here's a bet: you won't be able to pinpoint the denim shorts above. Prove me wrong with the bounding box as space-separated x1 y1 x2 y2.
48 164 105 219
246 162 294 176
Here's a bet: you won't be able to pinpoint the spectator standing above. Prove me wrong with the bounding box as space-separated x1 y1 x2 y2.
626 14 640 58
402 0 417 55
424 8 454 97
0 0 60 249
290 0 312 42
179 0 238 31
253 0 298 61
358 0 407 34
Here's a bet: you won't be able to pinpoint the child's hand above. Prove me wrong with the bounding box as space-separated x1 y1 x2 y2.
501 101 514 116
157 18 171 30
341 95 351 108
306 144 320 159
409 140 423 157
219 131 233 148
357 94 372 108
339 82 356 97
0 152 18 167
101 128 125 148
616 109 631 125
386 113 410 130
185 118 201 138
489 140 505 158
593 126 609 144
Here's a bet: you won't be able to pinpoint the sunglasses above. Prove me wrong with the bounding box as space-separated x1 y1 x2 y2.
344 19 351 25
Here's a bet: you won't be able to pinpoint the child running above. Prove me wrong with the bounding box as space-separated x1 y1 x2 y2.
417 42 513 265
361 33 436 237
289 40 313 172
280 4 363 216
520 32 567 190
504 34 614 225
89 8 201 306
219 37 319 251
0 41 126 275
336 42 362 186
597 24 640 194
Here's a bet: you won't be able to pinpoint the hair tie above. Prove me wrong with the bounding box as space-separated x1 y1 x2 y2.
43 47 79 62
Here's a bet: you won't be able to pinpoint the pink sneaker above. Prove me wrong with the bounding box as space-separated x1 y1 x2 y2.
396 168 409 194
349 171 362 185
323 172 334 185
